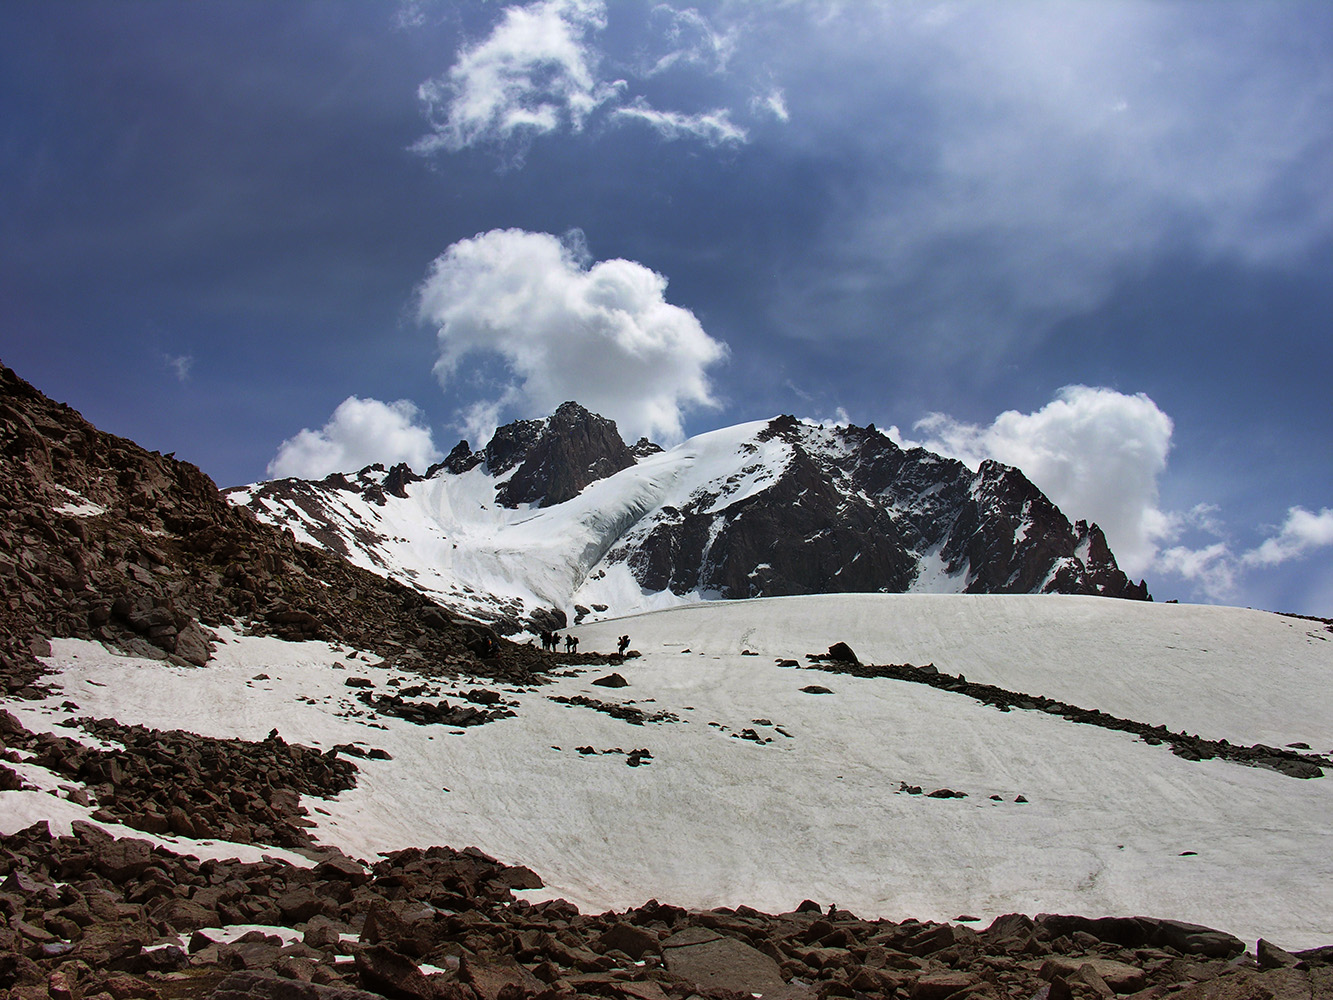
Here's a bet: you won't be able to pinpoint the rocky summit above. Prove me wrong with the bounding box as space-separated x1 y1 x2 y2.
2 365 1330 1000
228 405 1149 635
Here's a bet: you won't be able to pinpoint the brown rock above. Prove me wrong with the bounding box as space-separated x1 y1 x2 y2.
1041 957 1147 993
92 837 156 882
173 620 213 666
911 971 980 999
91 974 163 1000
459 955 545 1000
278 887 334 923
1257 938 1301 970
597 922 659 960
661 928 786 995
1163 968 1314 999
47 971 73 1000
354 944 452 1000
212 969 387 1000
151 897 217 933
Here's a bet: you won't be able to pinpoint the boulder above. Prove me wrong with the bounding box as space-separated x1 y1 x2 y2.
598 922 659 960
213 970 384 1000
353 944 447 1000
1041 956 1147 993
661 927 786 995
459 955 545 1000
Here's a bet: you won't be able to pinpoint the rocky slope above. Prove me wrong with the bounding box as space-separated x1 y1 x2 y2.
228 406 1149 635
0 364 569 700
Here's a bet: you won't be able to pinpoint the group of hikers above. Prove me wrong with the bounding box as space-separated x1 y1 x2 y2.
535 631 632 657
539 630 579 653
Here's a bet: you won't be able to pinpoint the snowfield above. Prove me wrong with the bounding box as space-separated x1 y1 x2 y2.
4 594 1331 950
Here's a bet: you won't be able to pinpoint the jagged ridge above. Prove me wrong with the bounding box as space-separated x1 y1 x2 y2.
227 403 1149 634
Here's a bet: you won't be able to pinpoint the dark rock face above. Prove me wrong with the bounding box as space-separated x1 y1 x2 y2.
494 402 635 508
626 441 919 599
431 441 483 477
618 415 1149 602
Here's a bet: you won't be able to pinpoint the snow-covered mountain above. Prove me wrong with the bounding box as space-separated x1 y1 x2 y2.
4 362 1333 998
227 405 1150 633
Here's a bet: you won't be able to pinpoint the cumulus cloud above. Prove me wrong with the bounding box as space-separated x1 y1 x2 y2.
895 386 1174 578
413 0 779 159
1243 507 1333 567
267 397 443 480
417 228 728 446
888 387 1333 601
1155 543 1238 600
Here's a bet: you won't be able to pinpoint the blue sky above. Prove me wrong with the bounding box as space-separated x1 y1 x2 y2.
4 1 1331 614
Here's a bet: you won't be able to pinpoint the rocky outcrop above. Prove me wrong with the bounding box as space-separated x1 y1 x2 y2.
791 655 1330 780
494 402 635 509
618 416 1149 603
0 364 570 698
0 710 357 848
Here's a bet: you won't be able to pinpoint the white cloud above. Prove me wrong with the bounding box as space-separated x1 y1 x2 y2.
899 386 1174 578
642 5 738 77
417 228 728 446
413 0 618 155
267 396 443 480
413 1 780 158
1244 507 1333 567
165 354 193 383
1155 542 1238 601
888 387 1333 602
752 88 789 122
611 100 746 145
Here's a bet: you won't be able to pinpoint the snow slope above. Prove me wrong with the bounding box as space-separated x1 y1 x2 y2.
4 595 1330 949
226 420 782 622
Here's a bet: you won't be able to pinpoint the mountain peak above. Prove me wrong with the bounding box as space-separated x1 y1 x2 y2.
492 403 636 508
227 401 1151 632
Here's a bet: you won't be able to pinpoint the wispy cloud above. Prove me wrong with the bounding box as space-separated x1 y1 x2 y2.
611 99 745 145
165 354 194 383
417 228 728 446
751 88 789 123
413 0 617 157
641 5 738 77
412 0 779 160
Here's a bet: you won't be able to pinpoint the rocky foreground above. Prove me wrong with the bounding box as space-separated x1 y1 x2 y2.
1 805 1331 1000
4 699 1332 1000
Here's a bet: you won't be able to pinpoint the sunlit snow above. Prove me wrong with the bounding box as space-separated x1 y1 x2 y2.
4 595 1330 950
